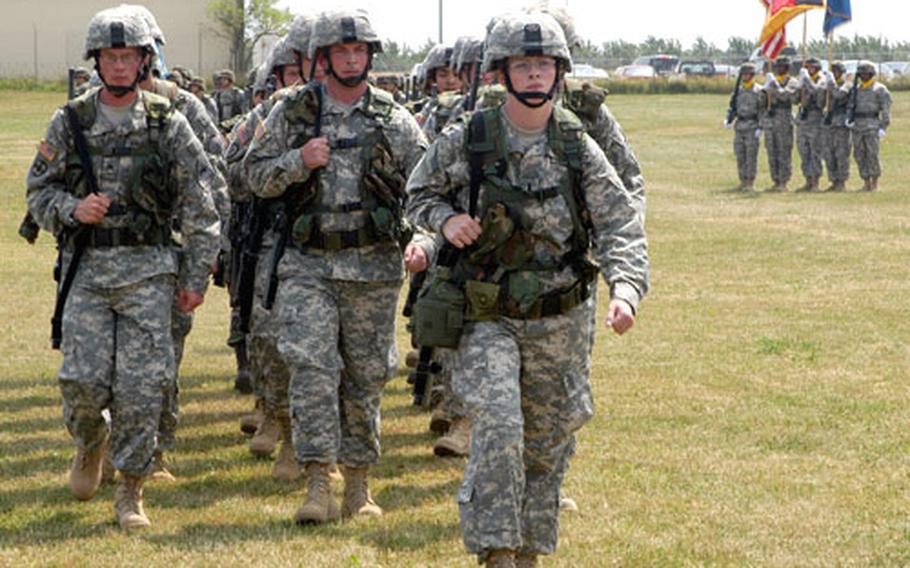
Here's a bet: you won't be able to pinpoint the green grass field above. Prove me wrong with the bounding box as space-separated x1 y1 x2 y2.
1 90 908 566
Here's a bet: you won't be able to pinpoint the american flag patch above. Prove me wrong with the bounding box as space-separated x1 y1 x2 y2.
38 140 56 161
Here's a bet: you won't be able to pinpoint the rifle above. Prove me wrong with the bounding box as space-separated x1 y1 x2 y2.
263 82 323 310
725 67 744 125
51 106 99 349
232 200 266 333
67 68 76 101
844 72 860 128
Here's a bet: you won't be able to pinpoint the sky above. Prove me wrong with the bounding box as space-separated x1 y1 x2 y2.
277 0 905 51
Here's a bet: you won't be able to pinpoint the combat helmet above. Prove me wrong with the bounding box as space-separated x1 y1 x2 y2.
857 60 876 76
483 11 571 108
740 62 756 74
308 10 383 87
73 66 92 80
423 44 454 80
267 36 302 86
118 4 166 46
189 76 206 91
526 2 581 51
830 61 846 74
217 69 236 83
83 7 155 97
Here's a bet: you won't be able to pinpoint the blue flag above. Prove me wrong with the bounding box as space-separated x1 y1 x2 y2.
824 0 852 35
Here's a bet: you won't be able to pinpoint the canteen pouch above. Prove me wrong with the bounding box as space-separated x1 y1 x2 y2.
291 213 316 247
465 279 501 321
413 275 465 348
506 271 543 316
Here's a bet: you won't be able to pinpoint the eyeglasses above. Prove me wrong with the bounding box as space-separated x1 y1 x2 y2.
508 59 556 75
99 52 143 65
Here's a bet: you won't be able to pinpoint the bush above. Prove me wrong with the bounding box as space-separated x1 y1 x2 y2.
0 78 67 92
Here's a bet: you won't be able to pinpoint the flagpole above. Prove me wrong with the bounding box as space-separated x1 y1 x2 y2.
802 13 809 63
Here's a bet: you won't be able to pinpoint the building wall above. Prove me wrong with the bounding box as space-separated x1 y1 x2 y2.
0 0 232 80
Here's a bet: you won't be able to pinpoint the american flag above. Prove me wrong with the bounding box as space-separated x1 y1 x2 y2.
759 0 786 59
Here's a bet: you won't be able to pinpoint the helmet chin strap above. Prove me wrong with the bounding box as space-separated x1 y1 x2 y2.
95 56 150 98
503 61 560 109
324 48 373 88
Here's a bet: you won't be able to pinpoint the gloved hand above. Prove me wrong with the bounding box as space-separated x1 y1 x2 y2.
755 129 763 140
723 119 732 129
800 68 811 83
765 72 777 88
878 128 886 139
824 70 835 83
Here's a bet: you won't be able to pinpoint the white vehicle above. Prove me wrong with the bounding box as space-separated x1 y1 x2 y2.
614 64 656 79
567 63 609 79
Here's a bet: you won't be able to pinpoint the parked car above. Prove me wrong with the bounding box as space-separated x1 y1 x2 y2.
632 54 679 76
614 64 657 80
675 60 717 77
881 61 910 78
567 63 609 80
714 63 737 78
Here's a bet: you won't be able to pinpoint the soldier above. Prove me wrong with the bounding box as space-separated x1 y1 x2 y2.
821 62 852 191
418 45 465 142
761 57 799 191
244 9 428 524
375 74 406 104
794 57 826 191
725 62 763 191
406 12 648 567
849 61 892 191
121 3 232 482
72 67 92 97
225 18 314 479
189 77 219 124
26 8 220 529
214 68 248 127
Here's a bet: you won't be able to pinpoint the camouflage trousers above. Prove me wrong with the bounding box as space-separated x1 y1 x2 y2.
822 126 852 182
797 121 825 179
454 303 594 559
250 234 290 418
159 306 194 453
434 349 466 420
764 122 793 184
274 252 400 466
733 128 760 182
59 274 175 476
853 129 882 179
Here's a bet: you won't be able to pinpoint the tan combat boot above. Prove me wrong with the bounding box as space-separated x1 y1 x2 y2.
870 177 880 191
240 398 265 435
515 553 539 568
148 451 176 482
433 416 471 457
115 474 151 529
808 177 820 191
405 349 419 368
862 178 872 191
831 180 846 192
294 463 340 525
484 549 517 568
341 465 383 518
795 178 811 192
429 405 452 434
101 450 116 484
741 178 755 192
249 410 280 458
272 417 300 482
560 496 579 512
69 438 108 501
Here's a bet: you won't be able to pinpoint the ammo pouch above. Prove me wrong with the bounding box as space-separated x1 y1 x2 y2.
412 269 465 348
128 152 176 227
465 279 500 321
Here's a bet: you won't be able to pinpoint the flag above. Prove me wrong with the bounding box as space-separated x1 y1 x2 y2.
760 0 825 44
757 0 787 59
824 0 852 35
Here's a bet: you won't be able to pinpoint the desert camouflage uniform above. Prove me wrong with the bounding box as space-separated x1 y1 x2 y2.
730 79 764 184
796 72 827 183
26 89 220 476
850 79 892 181
406 105 649 558
244 83 427 466
760 74 799 186
821 75 852 184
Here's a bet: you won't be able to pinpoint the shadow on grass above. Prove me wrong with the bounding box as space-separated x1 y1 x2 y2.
0 414 61 435
1 452 69 479
0 393 58 414
0 509 117 545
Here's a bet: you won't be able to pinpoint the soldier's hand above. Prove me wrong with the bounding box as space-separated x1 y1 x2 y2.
404 243 428 273
442 214 482 249
755 129 763 140
301 137 330 170
878 128 887 139
824 70 835 83
765 72 777 88
606 299 635 335
176 290 205 313
799 68 811 84
73 193 111 224
723 120 732 129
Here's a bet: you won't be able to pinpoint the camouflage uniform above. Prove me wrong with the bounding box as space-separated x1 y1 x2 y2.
795 63 827 189
243 81 427 468
821 66 852 189
214 70 249 126
26 70 220 479
850 63 892 187
761 64 799 189
728 68 764 188
407 13 648 562
421 91 466 143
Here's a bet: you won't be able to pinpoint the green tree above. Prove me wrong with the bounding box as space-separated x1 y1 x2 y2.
207 0 293 77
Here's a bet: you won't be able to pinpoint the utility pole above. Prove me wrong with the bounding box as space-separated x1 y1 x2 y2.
438 0 443 43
